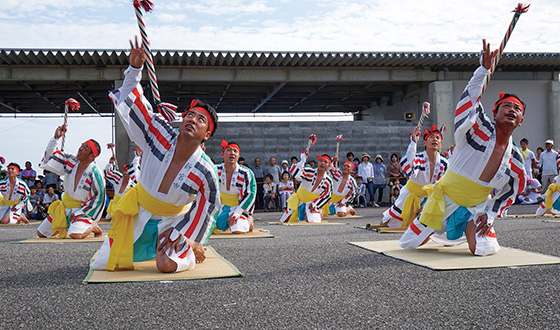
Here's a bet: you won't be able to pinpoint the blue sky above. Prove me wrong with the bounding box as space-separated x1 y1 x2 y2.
0 0 558 170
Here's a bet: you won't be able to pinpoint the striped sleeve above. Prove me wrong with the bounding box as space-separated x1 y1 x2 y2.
109 66 177 161
400 137 418 177
454 66 492 143
169 154 220 244
233 166 256 218
16 179 30 206
104 163 122 188
289 151 307 181
340 176 357 206
487 147 526 223
313 176 333 210
75 165 106 221
39 137 76 176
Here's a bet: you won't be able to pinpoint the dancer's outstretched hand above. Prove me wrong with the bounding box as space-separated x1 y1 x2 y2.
481 39 498 70
54 125 67 139
129 36 146 69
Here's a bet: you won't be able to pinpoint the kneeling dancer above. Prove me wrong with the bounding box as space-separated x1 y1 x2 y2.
325 155 357 217
92 38 220 273
280 150 332 223
37 127 105 239
381 125 448 228
399 40 526 256
215 140 256 234
0 163 30 224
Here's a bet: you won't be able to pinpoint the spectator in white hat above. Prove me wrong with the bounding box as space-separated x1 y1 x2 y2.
540 139 558 192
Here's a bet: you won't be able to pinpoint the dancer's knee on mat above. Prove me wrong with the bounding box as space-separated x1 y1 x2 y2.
156 255 178 273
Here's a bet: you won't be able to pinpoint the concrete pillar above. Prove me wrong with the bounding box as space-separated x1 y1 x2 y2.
428 81 454 150
113 79 132 168
548 81 560 145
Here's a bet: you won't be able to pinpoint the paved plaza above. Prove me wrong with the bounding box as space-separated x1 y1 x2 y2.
1 204 559 329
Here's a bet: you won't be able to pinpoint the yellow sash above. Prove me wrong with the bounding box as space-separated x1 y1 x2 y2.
48 193 83 239
323 193 345 215
0 197 20 207
544 183 560 210
286 187 319 223
106 182 187 271
106 194 122 221
220 192 239 207
419 170 492 230
400 180 429 228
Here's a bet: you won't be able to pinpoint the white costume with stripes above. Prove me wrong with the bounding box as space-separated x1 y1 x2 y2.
280 152 332 222
381 138 448 227
92 65 220 272
215 163 256 233
399 65 526 256
0 178 30 224
327 166 357 214
104 153 141 197
37 138 106 236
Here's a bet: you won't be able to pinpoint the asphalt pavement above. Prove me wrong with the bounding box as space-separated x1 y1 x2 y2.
1 204 559 329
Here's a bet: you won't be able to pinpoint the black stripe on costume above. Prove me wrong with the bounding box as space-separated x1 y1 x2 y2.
477 107 494 133
454 115 468 132
413 166 426 171
465 131 487 152
129 109 166 161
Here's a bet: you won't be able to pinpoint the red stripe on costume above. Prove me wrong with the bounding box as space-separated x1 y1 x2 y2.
472 123 490 141
410 222 421 235
388 208 403 221
185 172 206 238
403 164 411 173
63 160 76 169
302 172 313 178
85 179 92 186
105 170 120 181
73 218 92 225
509 160 526 193
413 159 426 165
236 175 244 182
499 199 513 217
487 231 497 238
455 100 473 117
178 245 191 259
132 88 172 151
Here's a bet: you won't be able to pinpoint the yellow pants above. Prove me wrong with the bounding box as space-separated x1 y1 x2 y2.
286 187 319 223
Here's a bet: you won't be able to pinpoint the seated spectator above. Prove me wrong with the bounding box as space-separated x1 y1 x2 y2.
290 156 298 164
354 176 367 208
27 186 45 220
34 180 45 201
263 174 277 212
277 171 295 210
517 177 544 205
308 160 317 168
42 169 60 191
42 186 59 209
390 179 401 205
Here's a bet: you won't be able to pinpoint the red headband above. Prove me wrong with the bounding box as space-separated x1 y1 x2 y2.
424 125 443 141
7 165 19 174
317 155 332 164
86 140 99 158
182 99 215 134
221 139 240 152
493 93 524 114
343 160 355 169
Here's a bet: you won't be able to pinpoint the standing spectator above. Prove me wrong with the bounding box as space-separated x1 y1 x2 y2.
372 155 388 206
21 161 37 186
42 169 60 191
535 146 544 183
42 186 59 210
290 156 298 164
277 171 294 210
238 157 246 166
354 177 367 208
265 157 282 183
281 160 289 174
263 174 277 211
347 152 358 177
519 138 537 178
358 153 375 207
387 153 403 186
251 158 265 209
540 140 558 191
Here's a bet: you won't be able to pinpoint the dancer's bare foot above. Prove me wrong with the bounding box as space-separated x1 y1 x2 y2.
17 215 29 224
91 222 103 237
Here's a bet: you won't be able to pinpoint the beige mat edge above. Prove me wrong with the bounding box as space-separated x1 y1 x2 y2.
210 229 274 239
267 221 348 226
13 234 106 244
83 246 243 284
349 240 560 271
